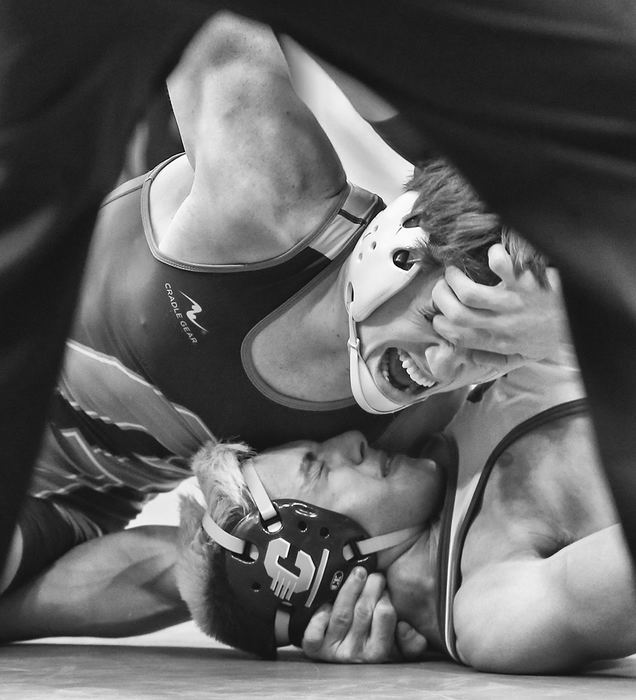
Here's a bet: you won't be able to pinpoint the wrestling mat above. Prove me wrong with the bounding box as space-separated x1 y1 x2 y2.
3 621 635 699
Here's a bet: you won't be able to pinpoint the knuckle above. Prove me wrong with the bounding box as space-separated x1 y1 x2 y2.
457 287 480 306
354 601 374 625
375 601 397 625
441 305 465 324
365 572 386 591
332 610 353 630
430 285 443 307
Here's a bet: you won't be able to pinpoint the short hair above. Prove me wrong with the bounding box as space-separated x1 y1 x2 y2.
406 158 549 287
176 439 278 658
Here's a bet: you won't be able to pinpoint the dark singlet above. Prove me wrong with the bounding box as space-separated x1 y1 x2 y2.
30 155 393 533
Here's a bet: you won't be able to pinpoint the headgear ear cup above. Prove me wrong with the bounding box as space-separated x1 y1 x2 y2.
225 500 376 647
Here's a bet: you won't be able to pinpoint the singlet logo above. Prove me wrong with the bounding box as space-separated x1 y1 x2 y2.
164 283 207 344
180 292 208 334
263 537 329 605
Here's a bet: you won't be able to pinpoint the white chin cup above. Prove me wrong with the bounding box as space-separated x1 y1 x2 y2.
344 191 429 414
347 307 429 414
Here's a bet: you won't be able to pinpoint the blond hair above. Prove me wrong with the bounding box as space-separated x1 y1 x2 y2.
176 439 277 657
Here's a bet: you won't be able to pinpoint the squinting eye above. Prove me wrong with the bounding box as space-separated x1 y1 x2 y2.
311 459 326 482
303 451 326 480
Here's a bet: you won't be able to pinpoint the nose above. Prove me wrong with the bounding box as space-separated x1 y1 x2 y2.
322 431 368 465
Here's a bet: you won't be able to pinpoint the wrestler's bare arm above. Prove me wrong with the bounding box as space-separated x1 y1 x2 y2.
0 525 416 660
0 527 189 642
163 12 346 263
454 525 636 673
288 41 435 166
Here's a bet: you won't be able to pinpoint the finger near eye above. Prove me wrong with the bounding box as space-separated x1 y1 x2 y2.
444 266 497 308
433 315 492 349
487 244 516 286
432 279 489 325
470 350 527 371
443 266 515 312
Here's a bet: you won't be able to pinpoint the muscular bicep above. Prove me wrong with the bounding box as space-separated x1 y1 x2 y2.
165 12 345 258
455 527 636 673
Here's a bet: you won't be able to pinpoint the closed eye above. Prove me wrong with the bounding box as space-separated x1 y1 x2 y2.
301 451 326 483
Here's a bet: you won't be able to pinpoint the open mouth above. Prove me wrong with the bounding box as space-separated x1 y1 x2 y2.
380 347 437 395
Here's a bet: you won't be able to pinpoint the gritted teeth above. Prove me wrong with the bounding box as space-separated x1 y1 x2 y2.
398 350 436 388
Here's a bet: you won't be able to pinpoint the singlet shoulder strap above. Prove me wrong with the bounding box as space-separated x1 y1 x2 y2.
440 398 588 662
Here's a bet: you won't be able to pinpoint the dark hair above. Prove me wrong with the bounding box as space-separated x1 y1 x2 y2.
406 159 549 287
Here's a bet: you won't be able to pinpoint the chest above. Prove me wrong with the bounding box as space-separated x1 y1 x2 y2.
249 290 350 402
460 417 616 574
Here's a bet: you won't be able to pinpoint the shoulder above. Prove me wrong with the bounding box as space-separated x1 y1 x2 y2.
170 12 345 204
503 411 607 511
164 13 347 261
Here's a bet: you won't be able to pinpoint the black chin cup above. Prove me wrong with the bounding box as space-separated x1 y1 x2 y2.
225 499 377 647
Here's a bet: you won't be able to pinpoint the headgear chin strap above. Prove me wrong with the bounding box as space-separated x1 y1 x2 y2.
201 462 421 651
343 191 430 414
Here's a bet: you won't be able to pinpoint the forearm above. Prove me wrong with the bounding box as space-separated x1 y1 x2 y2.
0 526 189 642
285 42 436 166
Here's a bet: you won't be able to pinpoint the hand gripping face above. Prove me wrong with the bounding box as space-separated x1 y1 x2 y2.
200 462 420 654
344 191 429 414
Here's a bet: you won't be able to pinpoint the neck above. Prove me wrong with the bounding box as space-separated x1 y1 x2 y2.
300 262 349 349
249 260 352 402
385 520 443 650
283 262 351 369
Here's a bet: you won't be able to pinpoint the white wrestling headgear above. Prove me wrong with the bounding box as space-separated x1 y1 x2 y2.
344 191 429 414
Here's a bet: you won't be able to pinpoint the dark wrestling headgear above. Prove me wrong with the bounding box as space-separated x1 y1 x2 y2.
200 461 421 650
